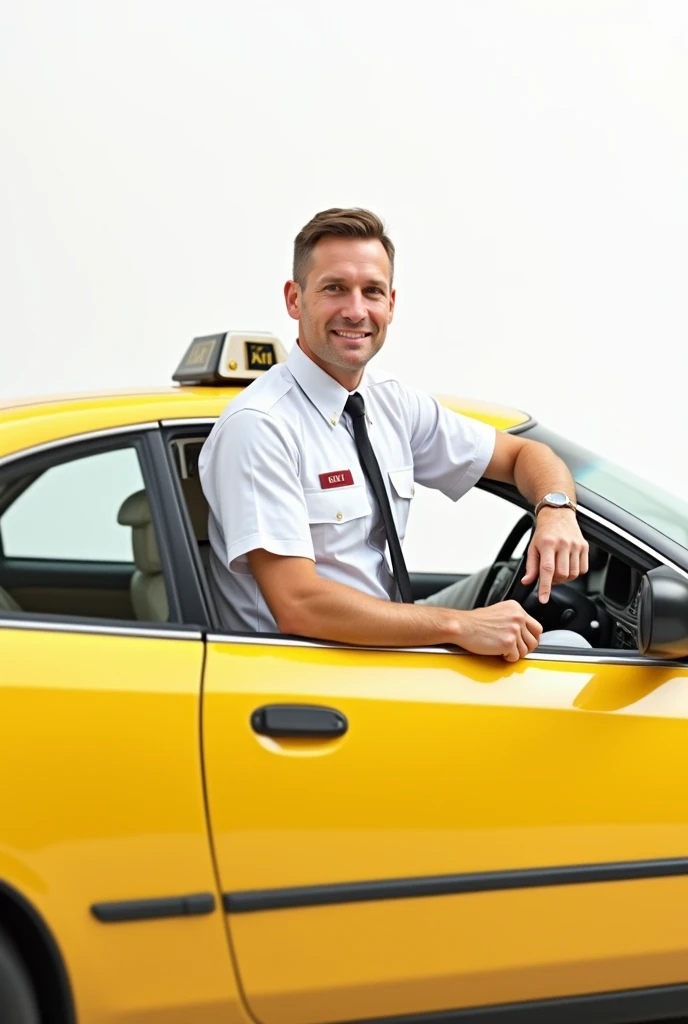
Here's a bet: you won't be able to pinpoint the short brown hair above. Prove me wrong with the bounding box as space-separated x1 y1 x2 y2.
293 207 395 287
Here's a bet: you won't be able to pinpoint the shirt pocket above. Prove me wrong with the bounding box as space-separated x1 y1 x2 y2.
387 465 415 540
304 484 372 525
388 465 416 500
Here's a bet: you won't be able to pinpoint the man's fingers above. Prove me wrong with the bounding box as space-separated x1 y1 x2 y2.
554 548 570 584
521 542 540 585
530 517 590 596
537 544 555 603
504 634 527 661
521 612 542 653
526 613 544 638
523 626 540 652
504 629 536 661
568 549 580 581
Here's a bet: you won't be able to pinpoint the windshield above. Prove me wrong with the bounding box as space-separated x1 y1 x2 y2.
522 426 688 550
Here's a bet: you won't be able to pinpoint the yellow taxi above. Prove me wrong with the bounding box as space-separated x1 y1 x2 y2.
2 331 688 1024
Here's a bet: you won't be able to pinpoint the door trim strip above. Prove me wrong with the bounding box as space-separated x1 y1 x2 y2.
335 981 688 1023
91 892 215 923
577 506 688 580
0 617 202 640
223 856 688 914
206 632 683 666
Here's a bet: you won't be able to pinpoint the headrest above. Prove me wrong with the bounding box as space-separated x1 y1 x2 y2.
118 490 153 528
117 489 161 574
181 476 209 542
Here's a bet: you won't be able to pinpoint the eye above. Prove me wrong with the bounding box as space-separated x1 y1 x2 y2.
366 287 384 295
324 284 341 292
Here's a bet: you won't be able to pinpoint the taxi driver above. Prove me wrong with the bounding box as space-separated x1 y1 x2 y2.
199 208 589 662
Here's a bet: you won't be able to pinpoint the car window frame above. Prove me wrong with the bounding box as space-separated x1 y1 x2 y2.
158 417 688 668
0 424 209 636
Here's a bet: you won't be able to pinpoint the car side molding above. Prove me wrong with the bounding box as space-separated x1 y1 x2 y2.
91 892 216 923
223 856 688 914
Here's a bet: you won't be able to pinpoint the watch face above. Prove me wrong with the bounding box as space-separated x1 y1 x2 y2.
546 492 568 506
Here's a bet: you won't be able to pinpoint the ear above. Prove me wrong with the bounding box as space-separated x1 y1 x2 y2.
284 280 301 321
388 287 396 325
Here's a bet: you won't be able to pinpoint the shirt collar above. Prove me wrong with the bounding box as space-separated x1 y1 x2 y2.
286 341 370 428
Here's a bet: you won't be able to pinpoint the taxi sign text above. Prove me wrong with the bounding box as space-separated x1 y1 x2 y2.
246 342 276 371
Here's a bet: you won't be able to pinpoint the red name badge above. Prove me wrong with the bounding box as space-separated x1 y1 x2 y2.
319 469 354 489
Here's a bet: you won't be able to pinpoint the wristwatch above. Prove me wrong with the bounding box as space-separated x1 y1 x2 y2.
534 491 577 515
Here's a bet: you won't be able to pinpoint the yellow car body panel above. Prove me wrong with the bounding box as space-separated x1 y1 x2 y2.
203 640 688 1023
0 626 248 1024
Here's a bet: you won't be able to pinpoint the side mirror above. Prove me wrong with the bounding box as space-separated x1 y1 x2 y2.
638 565 688 659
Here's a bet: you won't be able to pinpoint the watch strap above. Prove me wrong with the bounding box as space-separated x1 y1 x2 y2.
534 494 577 515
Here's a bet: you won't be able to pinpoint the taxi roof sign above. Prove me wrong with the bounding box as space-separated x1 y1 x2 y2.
173 331 288 385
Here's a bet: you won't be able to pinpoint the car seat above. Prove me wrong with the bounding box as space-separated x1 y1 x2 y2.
117 490 169 623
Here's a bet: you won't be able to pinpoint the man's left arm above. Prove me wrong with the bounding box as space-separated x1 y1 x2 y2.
484 432 589 603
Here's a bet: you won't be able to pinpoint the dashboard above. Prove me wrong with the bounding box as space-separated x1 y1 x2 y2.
599 555 643 650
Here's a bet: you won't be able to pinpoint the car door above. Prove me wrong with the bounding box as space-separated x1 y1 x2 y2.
0 427 241 1024
201 487 688 1024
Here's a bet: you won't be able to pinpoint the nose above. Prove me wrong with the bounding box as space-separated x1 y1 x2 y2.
340 288 367 323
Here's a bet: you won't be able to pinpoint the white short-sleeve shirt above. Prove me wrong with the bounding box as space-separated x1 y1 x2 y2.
198 342 496 633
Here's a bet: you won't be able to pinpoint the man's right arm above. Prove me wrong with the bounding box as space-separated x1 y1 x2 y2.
247 549 543 662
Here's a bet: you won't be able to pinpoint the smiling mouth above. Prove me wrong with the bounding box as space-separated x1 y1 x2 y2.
331 330 371 339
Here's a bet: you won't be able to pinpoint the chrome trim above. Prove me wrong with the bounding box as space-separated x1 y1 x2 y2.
205 632 683 666
577 506 688 580
0 422 160 468
160 417 217 427
0 618 202 641
4 620 679 662
204 630 683 663
206 633 451 655
525 650 683 667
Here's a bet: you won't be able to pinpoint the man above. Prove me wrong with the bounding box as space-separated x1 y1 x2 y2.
199 208 589 662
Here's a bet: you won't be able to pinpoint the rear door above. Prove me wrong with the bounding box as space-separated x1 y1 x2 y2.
202 634 688 1024
0 428 241 1023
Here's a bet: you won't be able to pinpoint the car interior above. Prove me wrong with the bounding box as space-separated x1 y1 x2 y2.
0 429 660 653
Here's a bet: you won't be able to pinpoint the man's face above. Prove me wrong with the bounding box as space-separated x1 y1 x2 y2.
284 236 396 387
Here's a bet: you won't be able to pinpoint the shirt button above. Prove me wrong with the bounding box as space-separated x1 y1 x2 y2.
411 486 415 497
330 416 337 425
336 511 343 521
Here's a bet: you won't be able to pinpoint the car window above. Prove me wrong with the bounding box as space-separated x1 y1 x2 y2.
1 448 144 561
404 484 526 574
0 442 174 626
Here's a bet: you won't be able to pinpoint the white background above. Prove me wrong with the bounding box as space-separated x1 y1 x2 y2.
2 0 687 570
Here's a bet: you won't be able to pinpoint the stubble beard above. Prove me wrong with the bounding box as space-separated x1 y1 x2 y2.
301 310 386 373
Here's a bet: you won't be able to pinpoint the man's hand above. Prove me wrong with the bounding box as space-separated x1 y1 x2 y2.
521 509 589 603
483 433 589 604
455 601 543 662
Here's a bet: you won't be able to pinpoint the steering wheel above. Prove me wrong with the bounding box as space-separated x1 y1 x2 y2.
473 513 537 608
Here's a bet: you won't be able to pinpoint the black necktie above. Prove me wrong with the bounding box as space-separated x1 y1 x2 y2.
344 392 414 603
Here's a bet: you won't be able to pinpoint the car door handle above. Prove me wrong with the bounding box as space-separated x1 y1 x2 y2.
251 704 348 738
